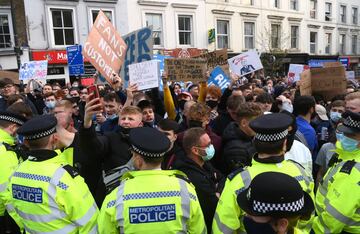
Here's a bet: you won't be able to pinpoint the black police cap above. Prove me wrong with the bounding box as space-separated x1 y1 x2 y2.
337 111 360 134
250 113 292 142
17 115 57 140
0 111 27 126
129 127 170 158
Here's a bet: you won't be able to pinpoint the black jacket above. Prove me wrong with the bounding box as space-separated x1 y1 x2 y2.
222 122 256 174
172 154 224 232
161 143 186 170
212 112 233 137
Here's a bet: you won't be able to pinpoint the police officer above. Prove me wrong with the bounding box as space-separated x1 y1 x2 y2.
0 111 27 234
6 115 98 233
212 113 314 233
98 127 206 233
313 111 360 233
237 172 314 234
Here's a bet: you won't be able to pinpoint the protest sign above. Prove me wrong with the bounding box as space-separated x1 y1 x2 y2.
194 49 228 69
121 27 153 84
129 60 160 91
228 50 263 77
208 66 230 93
300 66 346 100
287 64 309 83
83 10 127 84
165 58 207 82
19 60 48 84
153 54 173 91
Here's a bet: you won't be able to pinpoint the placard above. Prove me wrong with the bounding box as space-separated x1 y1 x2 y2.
228 50 263 77
19 60 48 84
194 49 228 69
346 71 355 80
83 10 127 84
129 60 160 91
287 64 309 83
208 66 230 93
121 27 153 84
67 45 84 76
165 58 207 82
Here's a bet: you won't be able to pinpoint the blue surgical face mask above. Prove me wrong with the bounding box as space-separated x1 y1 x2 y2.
339 135 359 152
202 144 215 161
45 100 56 109
330 111 342 123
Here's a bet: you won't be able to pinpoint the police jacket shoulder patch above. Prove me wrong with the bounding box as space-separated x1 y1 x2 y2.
340 160 356 175
63 165 80 178
228 167 244 181
175 174 191 184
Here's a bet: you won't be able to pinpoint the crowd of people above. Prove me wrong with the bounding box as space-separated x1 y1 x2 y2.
0 69 359 234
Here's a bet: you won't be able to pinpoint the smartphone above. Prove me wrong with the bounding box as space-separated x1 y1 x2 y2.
87 85 102 111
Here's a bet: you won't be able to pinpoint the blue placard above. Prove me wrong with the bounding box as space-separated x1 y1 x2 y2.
308 59 337 68
67 45 84 76
339 58 349 68
153 54 173 91
208 66 230 93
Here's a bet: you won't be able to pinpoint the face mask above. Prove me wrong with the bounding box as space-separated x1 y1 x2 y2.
107 114 118 120
206 100 218 109
188 120 203 128
45 101 56 109
281 102 293 113
243 216 276 234
178 100 186 110
202 144 215 161
339 134 359 152
330 111 342 123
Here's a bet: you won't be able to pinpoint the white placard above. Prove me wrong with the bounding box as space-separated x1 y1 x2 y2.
288 64 309 83
19 60 48 84
227 50 263 77
129 60 160 90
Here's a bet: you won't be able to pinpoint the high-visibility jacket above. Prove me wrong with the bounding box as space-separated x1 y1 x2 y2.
98 170 206 234
6 150 98 233
212 156 315 234
313 143 360 234
0 129 19 216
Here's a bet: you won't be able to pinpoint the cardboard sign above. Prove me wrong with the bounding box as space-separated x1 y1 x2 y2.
194 49 228 69
208 66 230 93
300 66 347 100
83 10 127 84
228 50 263 77
121 27 153 84
129 60 160 91
162 48 205 58
287 64 309 83
323 62 343 68
19 60 48 84
165 58 207 82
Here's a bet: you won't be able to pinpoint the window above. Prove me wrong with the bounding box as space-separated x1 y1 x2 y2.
50 8 75 46
271 24 281 49
352 35 357 54
325 33 331 54
0 13 13 49
325 2 332 21
290 26 299 49
340 5 346 23
90 9 113 24
243 0 254 5
178 15 193 46
146 13 163 47
274 0 280 8
339 34 346 54
352 7 358 24
290 0 298 10
217 20 229 49
310 0 317 19
310 31 317 54
244 22 255 49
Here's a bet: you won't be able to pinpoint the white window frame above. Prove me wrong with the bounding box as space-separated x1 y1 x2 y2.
340 5 347 23
274 0 280 8
143 12 165 48
325 33 332 54
309 31 317 54
244 21 255 50
290 25 299 49
216 19 230 50
176 13 195 47
325 2 332 21
47 6 78 49
290 0 298 11
88 7 115 30
271 23 281 49
339 34 346 54
352 7 358 25
0 9 14 50
310 0 317 19
351 35 357 54
242 0 254 5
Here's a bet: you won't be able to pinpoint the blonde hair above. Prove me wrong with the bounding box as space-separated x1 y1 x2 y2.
345 91 360 101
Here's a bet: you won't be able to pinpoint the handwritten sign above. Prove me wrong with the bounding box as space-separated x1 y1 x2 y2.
208 66 230 93
194 49 228 69
83 10 127 84
228 50 263 77
121 27 153 84
165 58 207 82
129 60 160 91
287 64 309 83
19 60 48 84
